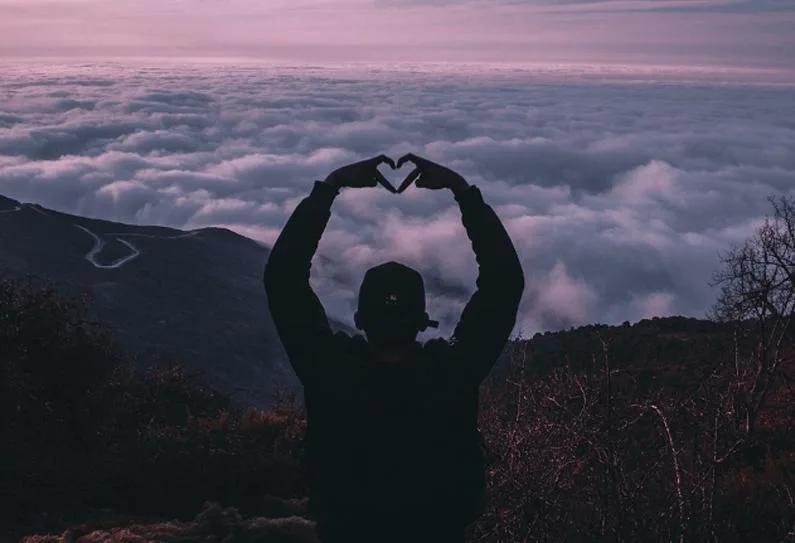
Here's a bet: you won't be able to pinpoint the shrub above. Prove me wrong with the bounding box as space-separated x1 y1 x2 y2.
0 279 305 535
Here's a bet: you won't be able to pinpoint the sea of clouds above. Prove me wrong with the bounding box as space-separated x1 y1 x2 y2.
1 60 794 337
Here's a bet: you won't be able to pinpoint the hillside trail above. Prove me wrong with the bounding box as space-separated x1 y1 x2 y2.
74 223 200 270
2 202 201 270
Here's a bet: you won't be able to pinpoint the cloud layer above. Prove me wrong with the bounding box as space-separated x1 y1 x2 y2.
1 60 794 338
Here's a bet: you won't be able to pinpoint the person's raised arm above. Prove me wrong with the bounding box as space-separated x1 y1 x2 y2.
397 154 525 384
264 155 397 385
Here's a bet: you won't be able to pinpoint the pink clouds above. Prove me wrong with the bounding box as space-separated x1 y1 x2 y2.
611 160 684 206
632 291 677 319
1 62 795 335
523 260 598 331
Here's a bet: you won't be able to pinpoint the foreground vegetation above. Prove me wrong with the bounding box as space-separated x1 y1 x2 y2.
2 278 794 543
0 279 305 541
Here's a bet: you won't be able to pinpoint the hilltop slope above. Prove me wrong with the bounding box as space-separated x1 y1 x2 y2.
0 194 350 407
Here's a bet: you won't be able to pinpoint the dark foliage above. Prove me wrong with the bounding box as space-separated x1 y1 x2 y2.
5 278 795 542
476 330 795 542
0 279 305 538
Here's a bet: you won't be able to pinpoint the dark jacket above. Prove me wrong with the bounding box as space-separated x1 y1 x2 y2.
264 180 524 529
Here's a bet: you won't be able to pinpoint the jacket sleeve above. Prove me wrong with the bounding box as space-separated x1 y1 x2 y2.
264 180 343 386
448 185 525 384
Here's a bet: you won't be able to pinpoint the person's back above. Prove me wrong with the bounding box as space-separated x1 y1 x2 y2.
264 154 525 543
305 336 486 540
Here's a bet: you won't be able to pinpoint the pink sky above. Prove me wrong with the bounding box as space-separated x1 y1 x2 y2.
0 0 793 68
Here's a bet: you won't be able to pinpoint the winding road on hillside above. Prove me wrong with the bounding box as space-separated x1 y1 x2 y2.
74 225 143 269
1 200 200 270
74 226 200 270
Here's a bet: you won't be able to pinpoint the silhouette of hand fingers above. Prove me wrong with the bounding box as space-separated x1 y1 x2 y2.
415 174 432 189
373 154 397 170
397 153 466 191
398 167 421 193
374 169 398 193
397 153 426 169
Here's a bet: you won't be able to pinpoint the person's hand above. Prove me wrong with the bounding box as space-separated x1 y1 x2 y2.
323 155 398 192
396 153 469 194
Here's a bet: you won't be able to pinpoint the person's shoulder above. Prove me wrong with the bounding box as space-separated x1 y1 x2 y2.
347 332 368 350
331 330 371 360
331 330 361 347
421 336 453 357
305 331 368 386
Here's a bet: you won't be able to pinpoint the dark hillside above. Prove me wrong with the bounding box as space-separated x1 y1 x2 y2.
0 194 351 407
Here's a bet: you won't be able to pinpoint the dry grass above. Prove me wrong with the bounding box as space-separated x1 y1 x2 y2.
22 502 319 543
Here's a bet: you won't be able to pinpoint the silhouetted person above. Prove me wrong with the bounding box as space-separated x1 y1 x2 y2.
264 153 525 543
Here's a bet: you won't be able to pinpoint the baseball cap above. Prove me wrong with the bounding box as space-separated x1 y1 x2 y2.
357 262 439 329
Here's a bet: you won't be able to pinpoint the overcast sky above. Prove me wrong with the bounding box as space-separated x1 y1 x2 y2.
1 0 794 68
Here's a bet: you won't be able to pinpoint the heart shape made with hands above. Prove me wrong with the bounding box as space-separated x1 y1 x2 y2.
372 153 437 194
376 161 417 193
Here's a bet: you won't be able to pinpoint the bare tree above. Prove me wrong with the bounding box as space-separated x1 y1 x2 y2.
710 194 795 435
